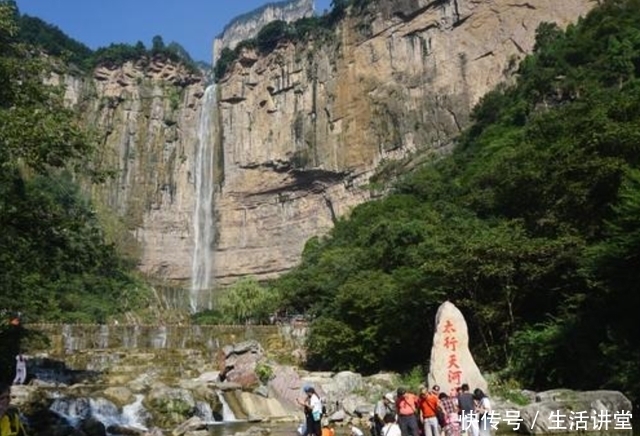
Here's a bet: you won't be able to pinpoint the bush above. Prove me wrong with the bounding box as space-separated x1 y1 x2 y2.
255 361 274 384
396 366 425 394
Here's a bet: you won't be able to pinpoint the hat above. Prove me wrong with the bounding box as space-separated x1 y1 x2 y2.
384 393 394 402
303 383 313 393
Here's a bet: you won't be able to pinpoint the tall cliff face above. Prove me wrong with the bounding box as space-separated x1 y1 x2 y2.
50 59 205 283
54 0 595 291
213 0 314 63
211 0 595 283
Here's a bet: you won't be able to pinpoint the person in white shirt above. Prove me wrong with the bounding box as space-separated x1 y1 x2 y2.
12 355 26 385
372 393 396 436
297 384 323 436
381 413 402 436
473 389 492 436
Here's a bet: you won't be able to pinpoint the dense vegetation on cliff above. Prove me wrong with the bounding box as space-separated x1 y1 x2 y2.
0 1 150 330
214 0 360 81
256 0 639 403
12 1 204 73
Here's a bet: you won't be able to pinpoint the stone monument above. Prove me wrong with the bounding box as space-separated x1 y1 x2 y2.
427 301 488 395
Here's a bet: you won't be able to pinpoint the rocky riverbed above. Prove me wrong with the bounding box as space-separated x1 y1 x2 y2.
10 338 633 436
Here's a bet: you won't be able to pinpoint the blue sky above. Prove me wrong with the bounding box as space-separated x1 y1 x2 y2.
15 1 333 64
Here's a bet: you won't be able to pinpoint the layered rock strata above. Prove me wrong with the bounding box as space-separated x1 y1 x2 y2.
211 0 595 283
56 0 596 289
50 58 205 282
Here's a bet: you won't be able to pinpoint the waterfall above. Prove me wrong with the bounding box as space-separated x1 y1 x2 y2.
50 395 148 430
50 397 90 426
190 84 217 313
121 395 148 430
150 324 168 349
62 324 81 352
87 398 121 427
97 324 109 349
195 400 215 423
217 390 238 422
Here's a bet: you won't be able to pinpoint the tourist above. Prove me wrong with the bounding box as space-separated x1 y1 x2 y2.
12 355 26 386
297 384 322 436
438 393 460 436
381 413 402 436
457 384 478 436
0 382 28 436
321 418 335 436
372 393 396 436
418 385 440 436
473 389 491 436
395 387 420 436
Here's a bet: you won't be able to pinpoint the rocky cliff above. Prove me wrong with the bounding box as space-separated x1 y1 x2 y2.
210 0 596 283
55 0 596 294
212 0 314 63
50 58 205 284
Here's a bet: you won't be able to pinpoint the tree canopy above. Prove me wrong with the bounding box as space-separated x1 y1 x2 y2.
0 0 151 328
227 0 640 407
12 3 204 73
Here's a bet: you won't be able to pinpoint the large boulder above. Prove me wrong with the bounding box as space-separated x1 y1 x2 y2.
103 386 134 407
106 425 146 436
221 340 264 388
427 301 488 395
268 365 308 409
235 390 294 421
171 416 206 436
145 385 196 428
79 417 107 436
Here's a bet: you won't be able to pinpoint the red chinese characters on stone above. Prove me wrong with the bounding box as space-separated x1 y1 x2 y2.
448 353 460 369
443 320 456 334
444 336 458 352
447 370 462 386
442 318 462 390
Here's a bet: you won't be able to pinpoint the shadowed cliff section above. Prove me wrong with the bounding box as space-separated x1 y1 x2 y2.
26 0 596 288
210 0 596 284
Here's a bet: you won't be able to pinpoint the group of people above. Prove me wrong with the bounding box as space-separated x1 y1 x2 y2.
297 382 492 436
371 384 492 436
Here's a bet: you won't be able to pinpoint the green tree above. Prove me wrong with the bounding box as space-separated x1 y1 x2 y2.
151 34 165 53
217 277 279 324
0 1 150 331
271 2 640 407
256 20 290 54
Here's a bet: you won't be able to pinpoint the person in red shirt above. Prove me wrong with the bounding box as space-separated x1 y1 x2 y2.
396 387 420 436
321 419 335 436
419 385 440 436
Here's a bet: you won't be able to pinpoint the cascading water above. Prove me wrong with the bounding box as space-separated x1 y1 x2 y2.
195 400 215 423
50 396 148 430
216 391 238 422
190 84 217 313
121 395 149 430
